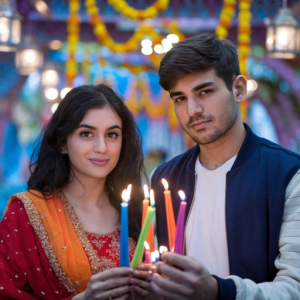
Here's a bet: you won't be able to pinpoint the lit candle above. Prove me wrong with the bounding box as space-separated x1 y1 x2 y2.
131 189 156 269
173 190 187 255
119 187 130 267
144 241 151 264
155 249 160 262
162 179 176 251
151 252 156 264
142 185 156 252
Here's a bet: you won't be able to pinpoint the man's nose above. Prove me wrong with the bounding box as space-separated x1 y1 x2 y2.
94 136 107 153
187 97 203 117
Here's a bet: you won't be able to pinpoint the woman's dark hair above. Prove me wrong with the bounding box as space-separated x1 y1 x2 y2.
159 33 241 91
28 84 145 241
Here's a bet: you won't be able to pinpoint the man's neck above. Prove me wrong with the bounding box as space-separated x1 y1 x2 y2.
199 121 246 170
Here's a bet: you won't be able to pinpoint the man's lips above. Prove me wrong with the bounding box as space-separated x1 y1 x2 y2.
89 158 109 166
190 120 211 130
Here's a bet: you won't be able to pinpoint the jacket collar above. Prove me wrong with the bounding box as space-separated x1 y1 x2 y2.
186 123 261 173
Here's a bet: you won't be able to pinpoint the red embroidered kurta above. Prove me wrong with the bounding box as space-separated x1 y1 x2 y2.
0 200 136 299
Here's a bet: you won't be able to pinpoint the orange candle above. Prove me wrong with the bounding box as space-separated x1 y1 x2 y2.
142 185 156 252
161 179 176 251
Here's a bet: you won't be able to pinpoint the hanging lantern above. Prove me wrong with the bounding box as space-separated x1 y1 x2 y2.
41 69 59 86
266 1 299 59
15 37 43 75
0 0 22 52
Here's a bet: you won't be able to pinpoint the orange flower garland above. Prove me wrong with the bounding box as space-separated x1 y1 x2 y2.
65 0 80 86
238 0 252 78
215 0 237 39
107 0 170 20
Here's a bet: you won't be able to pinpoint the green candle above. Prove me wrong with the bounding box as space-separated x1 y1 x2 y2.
131 189 156 269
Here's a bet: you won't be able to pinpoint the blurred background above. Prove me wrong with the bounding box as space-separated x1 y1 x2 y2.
0 0 300 215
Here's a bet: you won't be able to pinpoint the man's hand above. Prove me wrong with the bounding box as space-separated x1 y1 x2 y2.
150 252 218 300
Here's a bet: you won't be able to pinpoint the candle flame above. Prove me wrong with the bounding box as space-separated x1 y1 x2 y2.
154 250 159 258
161 178 169 190
144 184 149 199
144 241 150 251
159 246 168 254
121 189 129 202
178 190 186 201
127 184 132 199
150 189 155 206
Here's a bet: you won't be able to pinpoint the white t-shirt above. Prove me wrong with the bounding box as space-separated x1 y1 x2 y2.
185 155 237 278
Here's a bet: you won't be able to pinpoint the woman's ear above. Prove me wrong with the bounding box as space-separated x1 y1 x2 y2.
61 146 68 155
233 75 248 103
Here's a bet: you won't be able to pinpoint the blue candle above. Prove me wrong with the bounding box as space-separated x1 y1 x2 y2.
120 189 130 267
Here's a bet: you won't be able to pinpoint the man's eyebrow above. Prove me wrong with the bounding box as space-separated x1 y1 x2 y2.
170 82 216 98
77 124 122 130
192 82 216 92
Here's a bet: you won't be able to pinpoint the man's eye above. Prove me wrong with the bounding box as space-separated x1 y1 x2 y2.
174 97 185 103
80 131 92 138
200 89 212 96
107 132 119 139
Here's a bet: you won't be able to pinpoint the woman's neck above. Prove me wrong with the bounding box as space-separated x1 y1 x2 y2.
62 175 109 208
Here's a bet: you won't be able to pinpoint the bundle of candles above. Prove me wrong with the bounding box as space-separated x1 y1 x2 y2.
119 179 187 269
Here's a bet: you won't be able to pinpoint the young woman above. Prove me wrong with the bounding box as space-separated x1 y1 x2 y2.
0 84 151 300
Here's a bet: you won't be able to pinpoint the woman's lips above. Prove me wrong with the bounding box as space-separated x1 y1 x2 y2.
191 120 211 130
89 159 109 166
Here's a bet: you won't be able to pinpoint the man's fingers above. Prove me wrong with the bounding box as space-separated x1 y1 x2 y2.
161 252 201 273
150 277 186 300
157 262 200 288
151 273 194 298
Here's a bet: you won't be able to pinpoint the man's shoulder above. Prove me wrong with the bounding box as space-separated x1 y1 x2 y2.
151 146 198 180
259 137 300 161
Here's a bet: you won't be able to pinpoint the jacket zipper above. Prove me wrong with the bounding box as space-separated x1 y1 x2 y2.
183 172 197 255
225 175 231 274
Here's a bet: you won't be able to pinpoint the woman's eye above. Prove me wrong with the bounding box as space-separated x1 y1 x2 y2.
80 131 93 138
107 132 119 139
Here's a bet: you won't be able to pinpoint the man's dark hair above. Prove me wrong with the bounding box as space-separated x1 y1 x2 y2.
159 33 241 91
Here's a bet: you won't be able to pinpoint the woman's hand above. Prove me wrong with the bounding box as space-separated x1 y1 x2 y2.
129 264 154 299
74 267 133 300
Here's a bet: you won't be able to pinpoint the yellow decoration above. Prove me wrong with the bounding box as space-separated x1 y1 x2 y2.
65 0 81 86
107 0 170 20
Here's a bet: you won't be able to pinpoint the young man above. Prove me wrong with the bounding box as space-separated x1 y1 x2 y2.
150 33 300 300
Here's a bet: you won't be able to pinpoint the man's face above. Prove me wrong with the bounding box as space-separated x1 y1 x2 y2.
170 69 239 145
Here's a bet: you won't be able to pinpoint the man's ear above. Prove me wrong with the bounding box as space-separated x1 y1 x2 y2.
233 75 247 103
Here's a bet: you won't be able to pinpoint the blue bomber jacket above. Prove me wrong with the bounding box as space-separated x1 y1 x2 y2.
150 124 300 300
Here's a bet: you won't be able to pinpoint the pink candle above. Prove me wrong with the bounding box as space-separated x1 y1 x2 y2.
173 190 187 255
144 241 151 263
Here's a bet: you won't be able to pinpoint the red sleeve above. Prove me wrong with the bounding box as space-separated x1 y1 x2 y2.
0 198 73 300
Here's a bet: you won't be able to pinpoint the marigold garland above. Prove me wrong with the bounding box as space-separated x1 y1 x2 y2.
65 0 80 86
215 0 236 39
107 0 170 20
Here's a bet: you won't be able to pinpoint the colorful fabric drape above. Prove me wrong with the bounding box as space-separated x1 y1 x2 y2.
0 190 136 299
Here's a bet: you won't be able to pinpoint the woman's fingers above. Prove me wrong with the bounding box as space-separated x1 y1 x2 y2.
91 276 131 292
91 267 133 282
131 285 149 297
100 285 130 300
130 277 151 290
132 269 152 282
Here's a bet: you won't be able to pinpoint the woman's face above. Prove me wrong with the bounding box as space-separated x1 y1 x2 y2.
65 106 122 182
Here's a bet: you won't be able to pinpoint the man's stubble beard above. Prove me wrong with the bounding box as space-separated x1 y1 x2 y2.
183 95 238 146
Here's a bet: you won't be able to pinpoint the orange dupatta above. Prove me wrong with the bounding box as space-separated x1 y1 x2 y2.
5 190 92 294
